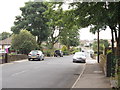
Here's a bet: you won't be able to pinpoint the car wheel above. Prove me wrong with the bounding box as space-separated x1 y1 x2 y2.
73 61 76 63
28 59 31 61
38 58 41 61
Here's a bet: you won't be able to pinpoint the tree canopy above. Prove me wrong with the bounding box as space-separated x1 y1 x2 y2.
70 2 120 55
0 32 11 40
11 2 50 45
12 30 38 54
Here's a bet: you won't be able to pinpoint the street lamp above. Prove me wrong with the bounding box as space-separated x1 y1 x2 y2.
97 29 100 63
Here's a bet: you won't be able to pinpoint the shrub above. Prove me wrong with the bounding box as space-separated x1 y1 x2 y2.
61 45 68 52
63 51 70 55
71 50 80 54
43 49 54 57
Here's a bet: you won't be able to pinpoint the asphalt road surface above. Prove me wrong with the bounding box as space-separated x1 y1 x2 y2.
2 55 85 88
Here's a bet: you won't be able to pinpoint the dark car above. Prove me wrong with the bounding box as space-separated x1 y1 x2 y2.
54 50 63 57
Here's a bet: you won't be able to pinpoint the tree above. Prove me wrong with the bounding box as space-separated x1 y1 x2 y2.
92 39 110 53
70 2 120 55
43 2 64 49
59 9 80 49
70 2 120 87
0 32 11 40
11 2 50 45
12 30 38 54
60 25 80 49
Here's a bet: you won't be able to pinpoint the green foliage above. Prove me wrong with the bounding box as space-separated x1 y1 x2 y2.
70 2 120 56
11 2 50 45
61 45 70 55
0 32 11 40
43 49 54 57
70 47 81 54
62 51 70 55
70 2 119 33
59 10 80 49
71 50 79 54
92 39 110 53
11 30 38 54
106 49 112 54
61 45 68 51
43 2 65 49
60 26 80 48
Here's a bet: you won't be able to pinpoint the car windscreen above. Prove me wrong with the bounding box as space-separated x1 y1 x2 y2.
75 53 85 57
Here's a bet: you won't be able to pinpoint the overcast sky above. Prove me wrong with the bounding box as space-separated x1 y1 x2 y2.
0 0 112 40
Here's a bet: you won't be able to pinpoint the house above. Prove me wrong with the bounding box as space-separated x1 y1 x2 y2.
0 37 12 51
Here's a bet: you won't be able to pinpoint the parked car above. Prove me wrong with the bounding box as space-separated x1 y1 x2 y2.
73 52 86 63
28 50 44 61
54 50 63 57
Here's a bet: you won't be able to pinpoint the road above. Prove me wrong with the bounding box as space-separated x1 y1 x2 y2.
2 55 85 88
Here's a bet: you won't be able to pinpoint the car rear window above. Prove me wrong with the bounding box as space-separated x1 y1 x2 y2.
31 51 38 54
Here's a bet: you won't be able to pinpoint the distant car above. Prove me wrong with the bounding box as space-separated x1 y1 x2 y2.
28 50 44 61
54 50 63 57
73 52 86 63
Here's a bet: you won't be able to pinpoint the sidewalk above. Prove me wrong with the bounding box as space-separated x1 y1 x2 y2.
72 58 111 88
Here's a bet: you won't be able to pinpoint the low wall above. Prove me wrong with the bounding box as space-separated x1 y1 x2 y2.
8 54 28 62
99 54 107 76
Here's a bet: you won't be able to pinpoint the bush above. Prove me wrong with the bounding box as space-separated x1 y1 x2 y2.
71 50 80 54
63 51 70 55
12 30 38 54
70 47 81 54
61 45 68 51
106 49 112 54
43 49 54 57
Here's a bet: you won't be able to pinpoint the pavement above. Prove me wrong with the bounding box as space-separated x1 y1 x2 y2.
72 58 111 88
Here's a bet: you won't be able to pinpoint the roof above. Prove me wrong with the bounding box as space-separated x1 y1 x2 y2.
0 37 12 45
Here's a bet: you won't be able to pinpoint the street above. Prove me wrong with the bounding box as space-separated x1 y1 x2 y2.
2 55 85 88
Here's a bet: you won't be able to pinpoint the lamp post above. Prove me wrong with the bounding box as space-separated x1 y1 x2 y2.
97 29 100 63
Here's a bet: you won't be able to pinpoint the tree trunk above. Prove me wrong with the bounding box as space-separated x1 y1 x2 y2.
37 36 42 47
111 29 115 54
109 26 116 54
116 24 120 88
116 25 120 56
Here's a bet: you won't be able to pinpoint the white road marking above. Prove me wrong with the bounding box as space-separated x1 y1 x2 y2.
11 71 26 76
71 63 86 88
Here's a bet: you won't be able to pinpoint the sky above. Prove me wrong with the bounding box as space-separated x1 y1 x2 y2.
0 0 112 40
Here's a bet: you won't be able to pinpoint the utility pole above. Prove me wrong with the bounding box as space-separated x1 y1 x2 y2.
97 29 100 63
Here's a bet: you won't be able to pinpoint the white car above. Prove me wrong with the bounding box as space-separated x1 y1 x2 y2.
73 52 86 63
28 50 44 61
